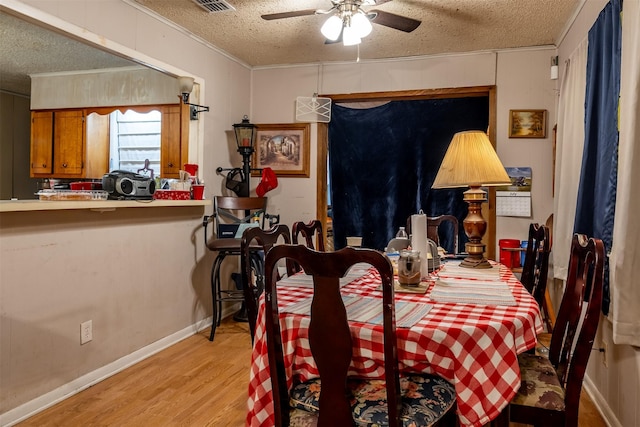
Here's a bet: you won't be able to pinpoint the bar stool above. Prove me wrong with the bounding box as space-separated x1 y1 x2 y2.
203 196 267 341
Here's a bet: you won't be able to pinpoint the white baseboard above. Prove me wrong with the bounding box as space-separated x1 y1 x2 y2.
0 316 215 427
583 374 622 427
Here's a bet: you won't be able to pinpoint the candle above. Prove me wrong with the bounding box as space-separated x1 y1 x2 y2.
242 138 250 146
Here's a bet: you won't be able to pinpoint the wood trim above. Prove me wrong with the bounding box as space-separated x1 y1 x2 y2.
316 123 329 248
316 86 498 258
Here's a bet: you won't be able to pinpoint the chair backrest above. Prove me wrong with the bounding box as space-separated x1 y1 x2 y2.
264 245 401 427
520 223 551 309
292 220 325 251
548 234 604 423
406 214 459 254
214 196 268 238
240 224 292 341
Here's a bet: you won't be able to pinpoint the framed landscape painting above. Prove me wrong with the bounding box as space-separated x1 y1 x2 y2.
252 123 310 177
509 110 547 138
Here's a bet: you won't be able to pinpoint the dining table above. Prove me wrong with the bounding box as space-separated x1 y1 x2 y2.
246 259 543 427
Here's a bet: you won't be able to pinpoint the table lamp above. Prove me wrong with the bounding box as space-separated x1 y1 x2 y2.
432 130 511 269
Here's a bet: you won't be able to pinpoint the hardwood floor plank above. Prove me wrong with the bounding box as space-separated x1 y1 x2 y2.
18 318 252 426
16 320 607 427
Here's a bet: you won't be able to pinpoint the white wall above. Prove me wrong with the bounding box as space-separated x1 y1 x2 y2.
556 1 640 426
3 0 636 426
251 49 556 253
1 0 251 423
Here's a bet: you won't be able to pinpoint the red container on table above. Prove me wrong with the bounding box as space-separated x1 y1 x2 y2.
70 181 102 191
499 239 521 268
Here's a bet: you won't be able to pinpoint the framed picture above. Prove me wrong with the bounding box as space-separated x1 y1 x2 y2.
252 123 310 177
508 109 547 138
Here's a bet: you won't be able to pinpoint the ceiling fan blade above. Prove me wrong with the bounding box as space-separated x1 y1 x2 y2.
368 9 421 32
261 9 317 20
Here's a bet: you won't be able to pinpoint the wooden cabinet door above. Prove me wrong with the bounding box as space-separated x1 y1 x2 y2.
53 110 85 176
160 105 182 178
84 112 110 178
30 111 53 176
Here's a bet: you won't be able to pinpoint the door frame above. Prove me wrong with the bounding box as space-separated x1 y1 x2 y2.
315 85 498 258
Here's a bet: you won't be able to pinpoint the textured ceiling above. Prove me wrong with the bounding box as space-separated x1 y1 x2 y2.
1 0 581 97
134 0 581 66
0 11 137 96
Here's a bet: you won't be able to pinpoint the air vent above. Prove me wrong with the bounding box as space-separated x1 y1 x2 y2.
191 0 235 13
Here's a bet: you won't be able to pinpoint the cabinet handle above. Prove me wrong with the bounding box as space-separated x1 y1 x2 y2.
168 162 174 167
42 163 47 168
62 163 68 168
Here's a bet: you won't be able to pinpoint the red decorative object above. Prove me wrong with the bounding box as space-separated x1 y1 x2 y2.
153 190 191 200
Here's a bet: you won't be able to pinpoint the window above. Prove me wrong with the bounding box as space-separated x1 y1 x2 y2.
109 110 161 175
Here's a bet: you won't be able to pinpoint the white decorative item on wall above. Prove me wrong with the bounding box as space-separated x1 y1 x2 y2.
296 95 332 123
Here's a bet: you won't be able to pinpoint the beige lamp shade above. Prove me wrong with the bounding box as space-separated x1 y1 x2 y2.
178 76 195 94
432 130 510 189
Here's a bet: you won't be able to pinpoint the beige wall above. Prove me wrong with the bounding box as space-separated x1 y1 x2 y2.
2 0 636 426
1 0 250 424
555 1 640 426
250 49 556 259
0 92 35 200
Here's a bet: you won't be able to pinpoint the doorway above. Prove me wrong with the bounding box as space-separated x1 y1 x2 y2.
316 86 498 257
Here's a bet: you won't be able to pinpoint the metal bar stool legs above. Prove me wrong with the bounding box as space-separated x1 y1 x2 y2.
209 249 265 341
209 252 227 341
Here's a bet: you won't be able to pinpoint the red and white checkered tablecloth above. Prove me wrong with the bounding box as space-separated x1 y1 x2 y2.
246 262 543 427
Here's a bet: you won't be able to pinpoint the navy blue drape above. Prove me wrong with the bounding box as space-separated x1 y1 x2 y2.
329 97 489 251
574 0 621 314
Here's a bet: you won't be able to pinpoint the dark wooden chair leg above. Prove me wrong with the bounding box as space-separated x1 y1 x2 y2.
491 405 509 427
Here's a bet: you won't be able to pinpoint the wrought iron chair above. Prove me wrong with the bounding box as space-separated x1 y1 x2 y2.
203 196 267 341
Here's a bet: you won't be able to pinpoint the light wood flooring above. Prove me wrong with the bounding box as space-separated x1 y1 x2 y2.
17 321 607 427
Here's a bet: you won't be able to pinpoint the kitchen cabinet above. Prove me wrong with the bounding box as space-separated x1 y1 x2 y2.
30 111 53 175
53 110 84 176
160 102 189 178
30 104 187 179
30 109 107 178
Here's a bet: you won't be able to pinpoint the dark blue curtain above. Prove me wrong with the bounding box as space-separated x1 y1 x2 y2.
574 0 621 314
329 97 489 251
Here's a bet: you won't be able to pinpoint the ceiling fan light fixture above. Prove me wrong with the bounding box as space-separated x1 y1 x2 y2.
351 11 372 38
342 25 361 46
321 15 343 41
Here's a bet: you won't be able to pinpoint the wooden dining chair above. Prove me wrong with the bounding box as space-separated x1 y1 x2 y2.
496 234 605 427
264 244 457 427
292 219 325 251
520 223 551 311
241 224 293 342
407 214 459 254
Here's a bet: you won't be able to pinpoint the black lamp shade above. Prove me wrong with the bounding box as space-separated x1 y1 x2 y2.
233 115 257 150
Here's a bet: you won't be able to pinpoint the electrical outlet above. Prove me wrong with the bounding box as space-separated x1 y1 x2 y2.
81 320 93 345
602 342 608 367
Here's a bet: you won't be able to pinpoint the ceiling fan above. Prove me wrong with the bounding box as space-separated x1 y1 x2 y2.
261 0 421 46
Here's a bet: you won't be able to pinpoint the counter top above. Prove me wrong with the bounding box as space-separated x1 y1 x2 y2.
0 199 211 213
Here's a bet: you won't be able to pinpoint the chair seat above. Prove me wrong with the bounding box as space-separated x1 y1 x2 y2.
512 353 565 411
206 238 262 252
290 375 456 427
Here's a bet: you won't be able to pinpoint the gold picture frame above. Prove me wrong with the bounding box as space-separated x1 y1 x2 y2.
508 109 547 138
251 123 311 177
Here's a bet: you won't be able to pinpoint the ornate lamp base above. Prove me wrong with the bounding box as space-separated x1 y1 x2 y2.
461 185 493 269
